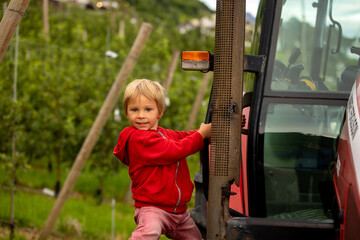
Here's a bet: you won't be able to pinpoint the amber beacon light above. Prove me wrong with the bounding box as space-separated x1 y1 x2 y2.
181 51 211 71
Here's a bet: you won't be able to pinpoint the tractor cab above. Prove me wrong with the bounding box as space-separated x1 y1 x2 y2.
246 0 360 220
183 0 360 239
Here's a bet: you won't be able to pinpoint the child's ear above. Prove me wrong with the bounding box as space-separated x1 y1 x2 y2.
158 108 164 119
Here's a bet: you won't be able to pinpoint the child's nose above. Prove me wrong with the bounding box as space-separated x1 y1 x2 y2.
138 111 145 118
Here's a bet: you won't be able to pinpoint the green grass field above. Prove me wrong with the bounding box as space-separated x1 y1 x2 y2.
0 190 136 239
0 163 136 239
0 155 200 239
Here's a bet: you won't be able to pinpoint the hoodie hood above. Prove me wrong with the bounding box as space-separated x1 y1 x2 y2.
113 127 136 165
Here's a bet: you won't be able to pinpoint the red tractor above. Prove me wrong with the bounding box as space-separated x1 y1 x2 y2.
182 0 360 239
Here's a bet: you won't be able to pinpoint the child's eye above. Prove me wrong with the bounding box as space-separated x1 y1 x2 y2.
145 108 152 112
130 108 138 112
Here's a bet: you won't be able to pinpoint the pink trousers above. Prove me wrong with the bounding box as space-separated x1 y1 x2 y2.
130 206 203 240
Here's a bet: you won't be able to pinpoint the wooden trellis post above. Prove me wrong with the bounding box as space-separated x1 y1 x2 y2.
119 20 125 38
162 49 180 92
42 0 49 40
186 72 212 131
0 0 30 63
39 22 153 240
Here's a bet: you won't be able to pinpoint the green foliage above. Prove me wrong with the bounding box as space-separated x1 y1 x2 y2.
0 0 214 237
0 0 214 169
0 164 130 200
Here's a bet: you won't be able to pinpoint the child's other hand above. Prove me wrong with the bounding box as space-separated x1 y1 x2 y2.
198 123 212 139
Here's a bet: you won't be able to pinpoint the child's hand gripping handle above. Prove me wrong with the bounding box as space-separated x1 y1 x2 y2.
198 123 212 139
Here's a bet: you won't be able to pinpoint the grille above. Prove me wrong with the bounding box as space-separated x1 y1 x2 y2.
209 0 243 177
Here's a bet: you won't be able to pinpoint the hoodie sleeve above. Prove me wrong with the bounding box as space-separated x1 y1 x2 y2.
128 130 204 166
113 127 136 165
171 129 199 140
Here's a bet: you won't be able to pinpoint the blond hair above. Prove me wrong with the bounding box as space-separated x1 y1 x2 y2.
123 79 165 116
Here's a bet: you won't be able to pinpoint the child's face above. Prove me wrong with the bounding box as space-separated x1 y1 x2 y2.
126 95 163 131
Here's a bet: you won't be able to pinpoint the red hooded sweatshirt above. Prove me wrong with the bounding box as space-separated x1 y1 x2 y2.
113 126 204 213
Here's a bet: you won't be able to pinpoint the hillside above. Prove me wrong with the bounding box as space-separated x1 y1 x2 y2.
121 0 214 25
52 0 214 26
0 0 216 165
0 1 215 238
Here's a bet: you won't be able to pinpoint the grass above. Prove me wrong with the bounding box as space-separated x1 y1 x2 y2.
0 190 136 239
0 154 201 239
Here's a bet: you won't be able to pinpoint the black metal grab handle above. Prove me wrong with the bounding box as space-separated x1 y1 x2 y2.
200 139 210 200
329 0 342 54
200 85 213 201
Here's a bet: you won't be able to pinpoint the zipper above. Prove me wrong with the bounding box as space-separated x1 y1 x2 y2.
174 161 181 213
158 131 181 213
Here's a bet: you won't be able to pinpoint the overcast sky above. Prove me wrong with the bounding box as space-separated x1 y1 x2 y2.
200 0 259 17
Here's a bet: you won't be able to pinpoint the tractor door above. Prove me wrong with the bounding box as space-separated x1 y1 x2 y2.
227 0 360 238
243 0 360 232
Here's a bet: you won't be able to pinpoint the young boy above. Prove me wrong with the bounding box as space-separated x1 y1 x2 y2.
113 79 211 240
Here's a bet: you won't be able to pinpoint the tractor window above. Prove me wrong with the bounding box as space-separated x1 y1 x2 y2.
270 0 360 93
261 101 345 220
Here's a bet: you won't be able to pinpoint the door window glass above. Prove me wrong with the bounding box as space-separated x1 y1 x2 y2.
262 102 345 219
